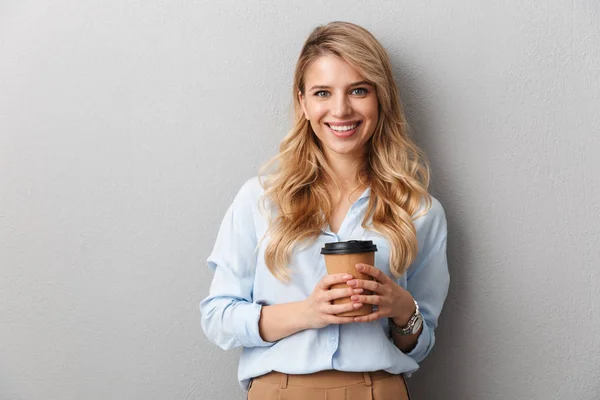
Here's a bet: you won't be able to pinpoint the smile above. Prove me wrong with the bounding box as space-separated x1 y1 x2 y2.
325 121 362 137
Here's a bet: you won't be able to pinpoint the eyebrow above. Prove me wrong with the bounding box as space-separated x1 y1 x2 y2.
308 81 373 92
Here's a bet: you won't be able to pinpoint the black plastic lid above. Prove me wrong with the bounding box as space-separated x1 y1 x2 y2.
320 240 378 255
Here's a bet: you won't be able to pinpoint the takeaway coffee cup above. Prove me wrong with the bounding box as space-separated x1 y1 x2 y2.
320 240 378 317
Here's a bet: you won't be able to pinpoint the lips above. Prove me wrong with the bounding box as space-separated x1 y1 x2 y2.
325 121 362 138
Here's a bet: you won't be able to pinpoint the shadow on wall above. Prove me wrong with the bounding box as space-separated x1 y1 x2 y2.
391 56 472 399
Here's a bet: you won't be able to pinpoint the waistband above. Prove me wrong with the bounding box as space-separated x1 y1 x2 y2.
254 370 396 389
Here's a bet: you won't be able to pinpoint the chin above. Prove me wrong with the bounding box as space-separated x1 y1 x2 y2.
323 144 365 157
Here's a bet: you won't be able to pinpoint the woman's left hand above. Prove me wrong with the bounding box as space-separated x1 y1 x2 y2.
347 263 416 324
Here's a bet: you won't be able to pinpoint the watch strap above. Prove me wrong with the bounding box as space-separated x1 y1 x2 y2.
389 299 422 336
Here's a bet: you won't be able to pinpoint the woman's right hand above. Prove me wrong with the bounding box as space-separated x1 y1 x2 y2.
302 273 364 329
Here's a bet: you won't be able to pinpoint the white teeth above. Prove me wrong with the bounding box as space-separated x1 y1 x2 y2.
329 124 358 132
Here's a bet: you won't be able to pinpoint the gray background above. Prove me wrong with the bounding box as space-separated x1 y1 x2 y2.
1 1 599 399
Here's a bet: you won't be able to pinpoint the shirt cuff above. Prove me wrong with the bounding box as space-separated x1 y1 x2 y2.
404 319 433 363
231 301 275 348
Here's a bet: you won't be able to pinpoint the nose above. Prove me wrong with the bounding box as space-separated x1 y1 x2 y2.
331 93 351 118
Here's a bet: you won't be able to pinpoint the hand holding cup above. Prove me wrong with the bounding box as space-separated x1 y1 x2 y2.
302 273 365 329
347 263 416 325
321 240 378 317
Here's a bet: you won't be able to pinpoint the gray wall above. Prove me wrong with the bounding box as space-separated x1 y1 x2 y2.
1 1 599 399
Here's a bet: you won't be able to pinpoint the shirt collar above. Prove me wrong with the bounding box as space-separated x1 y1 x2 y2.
358 187 371 201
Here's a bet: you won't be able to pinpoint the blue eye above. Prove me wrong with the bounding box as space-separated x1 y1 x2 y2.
351 88 368 96
314 90 329 97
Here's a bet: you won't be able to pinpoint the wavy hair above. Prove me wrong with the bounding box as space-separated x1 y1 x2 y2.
259 21 431 281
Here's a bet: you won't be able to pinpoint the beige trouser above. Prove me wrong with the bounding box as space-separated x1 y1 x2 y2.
247 370 411 400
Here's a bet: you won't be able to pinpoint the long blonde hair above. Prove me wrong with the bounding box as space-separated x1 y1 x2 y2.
259 21 431 281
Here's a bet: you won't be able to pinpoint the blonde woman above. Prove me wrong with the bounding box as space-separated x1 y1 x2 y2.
201 21 449 400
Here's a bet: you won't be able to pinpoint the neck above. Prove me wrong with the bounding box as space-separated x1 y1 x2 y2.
323 150 367 191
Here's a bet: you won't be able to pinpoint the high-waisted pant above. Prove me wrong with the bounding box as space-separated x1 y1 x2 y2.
247 370 412 400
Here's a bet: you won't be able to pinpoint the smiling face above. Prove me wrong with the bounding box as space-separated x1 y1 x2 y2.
299 54 379 162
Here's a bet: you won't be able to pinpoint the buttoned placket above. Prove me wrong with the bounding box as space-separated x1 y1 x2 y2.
320 188 371 239
319 189 371 364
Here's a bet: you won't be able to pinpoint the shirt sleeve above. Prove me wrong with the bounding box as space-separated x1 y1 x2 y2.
200 179 275 350
403 197 450 363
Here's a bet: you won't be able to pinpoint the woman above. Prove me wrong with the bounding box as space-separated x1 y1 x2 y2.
201 21 449 399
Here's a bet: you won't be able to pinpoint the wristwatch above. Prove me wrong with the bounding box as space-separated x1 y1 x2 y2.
389 299 423 336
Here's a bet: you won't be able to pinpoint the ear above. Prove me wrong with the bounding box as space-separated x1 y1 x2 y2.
298 91 309 120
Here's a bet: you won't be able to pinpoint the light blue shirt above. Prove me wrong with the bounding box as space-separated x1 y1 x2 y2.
200 177 449 389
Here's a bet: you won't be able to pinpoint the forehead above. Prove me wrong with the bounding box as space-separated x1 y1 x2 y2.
304 54 366 87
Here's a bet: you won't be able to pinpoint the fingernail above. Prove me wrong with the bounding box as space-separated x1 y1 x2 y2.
351 295 359 301
353 288 363 294
347 280 357 286
353 303 362 308
355 264 364 270
343 274 353 279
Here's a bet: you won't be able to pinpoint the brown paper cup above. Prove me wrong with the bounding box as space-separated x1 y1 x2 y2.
321 241 378 317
